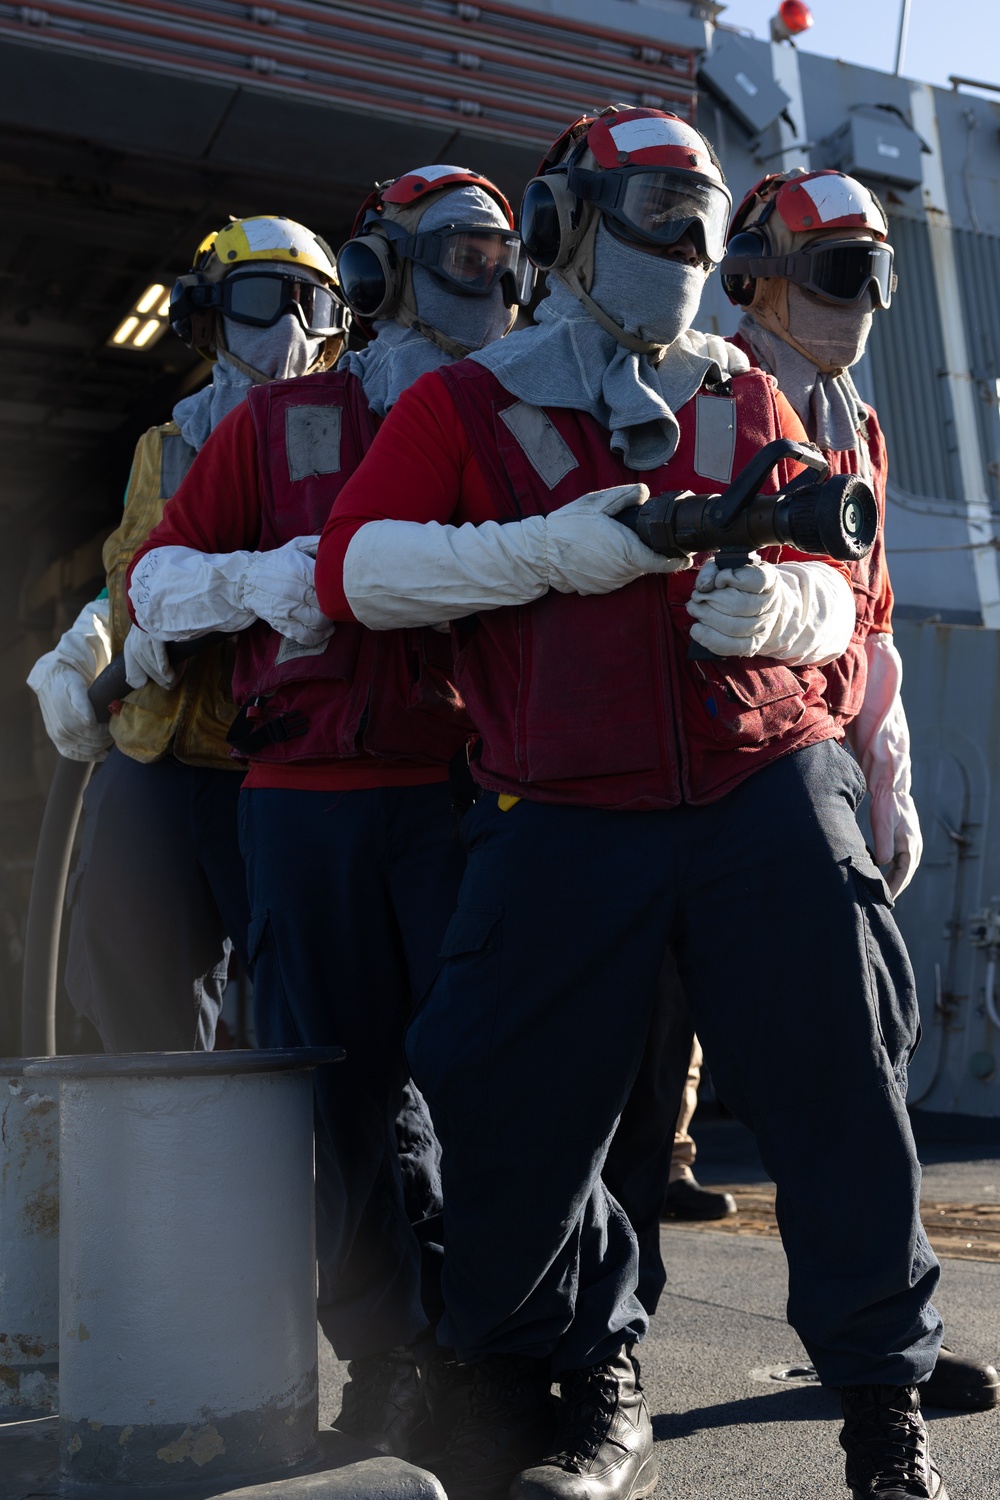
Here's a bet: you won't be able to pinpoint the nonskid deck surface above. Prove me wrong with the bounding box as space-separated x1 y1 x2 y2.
5 1122 998 1500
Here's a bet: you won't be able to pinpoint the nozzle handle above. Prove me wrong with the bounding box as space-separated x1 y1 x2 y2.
88 633 226 722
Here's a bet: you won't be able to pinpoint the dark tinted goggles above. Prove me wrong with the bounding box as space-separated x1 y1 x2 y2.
722 238 896 308
568 162 732 264
391 223 534 305
186 271 349 334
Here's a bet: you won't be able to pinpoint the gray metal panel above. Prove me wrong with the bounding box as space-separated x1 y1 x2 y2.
865 215 960 504
698 32 790 137
921 86 1000 237
881 491 982 620
892 618 1000 1117
952 227 1000 516
831 111 924 189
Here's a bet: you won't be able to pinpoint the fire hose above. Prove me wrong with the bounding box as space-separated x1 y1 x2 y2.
20 637 221 1056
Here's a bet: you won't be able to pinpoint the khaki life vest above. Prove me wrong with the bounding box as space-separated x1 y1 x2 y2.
104 421 242 770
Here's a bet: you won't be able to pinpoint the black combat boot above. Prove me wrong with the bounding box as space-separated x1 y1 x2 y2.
511 1347 657 1500
840 1385 949 1499
662 1176 737 1222
432 1353 556 1500
334 1344 427 1459
921 1346 1000 1411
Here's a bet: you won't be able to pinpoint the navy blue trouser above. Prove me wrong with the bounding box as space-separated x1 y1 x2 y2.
603 949 694 1317
407 740 943 1385
239 781 465 1361
66 748 250 1052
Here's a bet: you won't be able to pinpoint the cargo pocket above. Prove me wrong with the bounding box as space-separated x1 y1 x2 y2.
849 855 919 1073
247 907 270 968
408 905 503 1131
440 904 503 959
245 908 298 1048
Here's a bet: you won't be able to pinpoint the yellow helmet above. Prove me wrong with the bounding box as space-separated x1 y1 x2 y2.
196 216 339 281
169 214 348 371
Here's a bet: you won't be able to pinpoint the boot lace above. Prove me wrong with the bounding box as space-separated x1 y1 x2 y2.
842 1388 932 1497
339 1347 412 1431
442 1357 547 1470
547 1365 621 1475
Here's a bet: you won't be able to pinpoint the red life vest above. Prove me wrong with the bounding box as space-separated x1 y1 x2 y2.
731 331 890 727
438 359 840 811
231 368 469 764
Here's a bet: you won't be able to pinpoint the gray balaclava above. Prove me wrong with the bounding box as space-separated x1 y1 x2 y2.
172 262 326 450
473 222 748 470
338 183 514 418
738 296 873 459
736 177 881 456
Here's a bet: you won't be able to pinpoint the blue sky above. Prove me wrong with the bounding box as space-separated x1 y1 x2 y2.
719 0 1000 92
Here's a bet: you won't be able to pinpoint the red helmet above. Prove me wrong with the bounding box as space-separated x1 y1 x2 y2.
521 105 731 272
348 166 514 239
338 165 528 336
721 169 895 309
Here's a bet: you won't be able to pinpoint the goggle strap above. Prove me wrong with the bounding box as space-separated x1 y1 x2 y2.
723 247 892 302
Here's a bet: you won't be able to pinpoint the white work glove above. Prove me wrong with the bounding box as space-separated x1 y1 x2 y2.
343 484 689 630
847 632 922 898
685 556 855 665
130 536 334 648
238 535 334 648
123 625 176 690
130 545 257 639
26 598 113 762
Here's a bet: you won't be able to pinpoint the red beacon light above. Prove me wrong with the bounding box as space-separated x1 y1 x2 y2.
770 1 814 42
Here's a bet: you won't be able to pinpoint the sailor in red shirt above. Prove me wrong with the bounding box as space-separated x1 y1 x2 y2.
126 165 531 1459
315 109 947 1500
720 168 920 895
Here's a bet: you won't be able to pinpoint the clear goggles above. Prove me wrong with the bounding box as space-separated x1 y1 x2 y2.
568 162 732 264
181 271 349 336
389 222 535 305
722 237 897 309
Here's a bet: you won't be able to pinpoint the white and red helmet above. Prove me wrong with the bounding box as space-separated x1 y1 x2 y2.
351 165 514 229
721 169 895 308
520 105 732 272
337 164 528 334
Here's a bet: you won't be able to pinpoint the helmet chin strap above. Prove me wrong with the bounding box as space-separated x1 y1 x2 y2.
394 258 518 360
213 322 278 384
556 264 666 361
556 210 667 362
393 302 480 360
751 281 848 375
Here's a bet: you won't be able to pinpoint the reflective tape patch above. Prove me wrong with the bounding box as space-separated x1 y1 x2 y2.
803 175 881 227
160 433 197 499
609 115 702 155
275 634 331 665
409 163 465 183
499 402 578 490
285 405 341 482
243 217 318 255
693 395 737 485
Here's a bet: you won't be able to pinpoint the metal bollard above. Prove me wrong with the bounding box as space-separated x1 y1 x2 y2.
0 1062 60 1417
26 1049 339 1490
